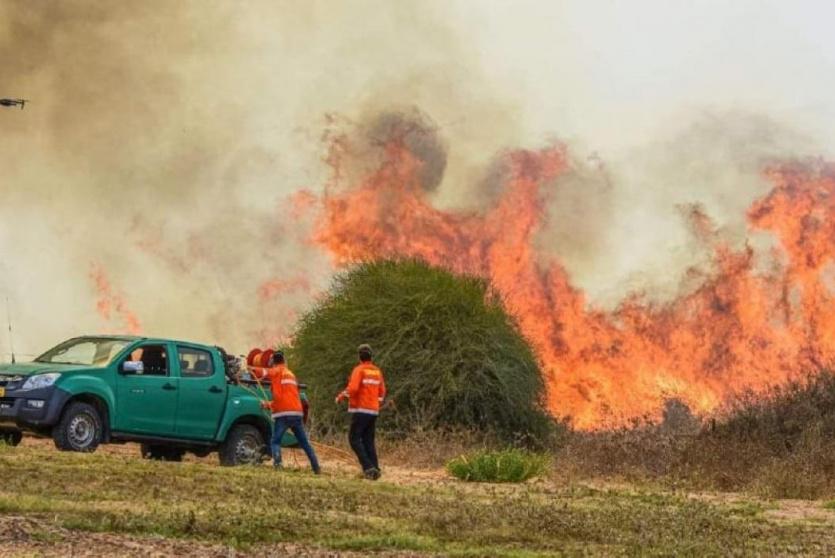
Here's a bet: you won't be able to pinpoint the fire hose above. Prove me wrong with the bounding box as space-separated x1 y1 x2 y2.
230 356 357 465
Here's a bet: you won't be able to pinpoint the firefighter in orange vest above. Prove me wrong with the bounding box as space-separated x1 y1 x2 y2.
335 344 385 480
260 351 320 474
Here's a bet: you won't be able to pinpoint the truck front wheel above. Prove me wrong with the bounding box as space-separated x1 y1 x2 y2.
140 444 184 462
52 402 103 452
0 429 22 446
219 424 265 466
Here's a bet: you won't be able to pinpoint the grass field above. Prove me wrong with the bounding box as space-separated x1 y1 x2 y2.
2 440 835 556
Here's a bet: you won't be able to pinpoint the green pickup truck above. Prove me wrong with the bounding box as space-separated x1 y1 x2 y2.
0 335 301 466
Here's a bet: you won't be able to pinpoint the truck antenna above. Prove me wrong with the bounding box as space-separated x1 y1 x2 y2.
6 296 15 364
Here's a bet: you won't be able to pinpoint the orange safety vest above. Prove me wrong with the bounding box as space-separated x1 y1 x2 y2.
340 362 386 415
266 365 304 418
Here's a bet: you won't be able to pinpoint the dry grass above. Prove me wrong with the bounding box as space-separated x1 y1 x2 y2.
375 427 496 470
550 372 835 500
2 441 833 556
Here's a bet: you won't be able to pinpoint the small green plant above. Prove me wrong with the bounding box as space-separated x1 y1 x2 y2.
446 449 550 483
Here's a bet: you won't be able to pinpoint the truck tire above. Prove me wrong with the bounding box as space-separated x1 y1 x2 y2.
0 429 22 446
219 424 265 466
52 401 103 452
140 444 184 462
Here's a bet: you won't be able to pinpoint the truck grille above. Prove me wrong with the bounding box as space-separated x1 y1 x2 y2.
0 376 23 389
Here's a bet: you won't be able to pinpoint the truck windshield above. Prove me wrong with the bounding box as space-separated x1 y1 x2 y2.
35 338 131 366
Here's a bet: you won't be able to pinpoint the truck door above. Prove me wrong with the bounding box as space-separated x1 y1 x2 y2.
114 343 178 434
174 345 226 439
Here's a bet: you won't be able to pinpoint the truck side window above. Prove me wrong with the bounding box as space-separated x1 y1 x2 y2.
178 347 214 378
124 345 169 376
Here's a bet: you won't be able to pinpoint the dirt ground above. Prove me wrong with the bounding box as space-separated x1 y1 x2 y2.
21 436 450 486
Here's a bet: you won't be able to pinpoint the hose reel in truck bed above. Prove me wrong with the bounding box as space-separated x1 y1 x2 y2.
243 348 310 426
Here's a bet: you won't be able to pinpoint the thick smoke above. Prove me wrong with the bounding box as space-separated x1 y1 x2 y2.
0 1 519 357
0 1 302 355
366 109 448 193
569 111 816 308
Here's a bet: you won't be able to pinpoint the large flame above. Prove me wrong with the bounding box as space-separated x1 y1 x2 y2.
311 133 835 429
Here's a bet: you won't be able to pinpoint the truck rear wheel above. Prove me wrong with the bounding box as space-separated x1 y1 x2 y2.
140 444 184 462
53 402 103 453
219 424 265 466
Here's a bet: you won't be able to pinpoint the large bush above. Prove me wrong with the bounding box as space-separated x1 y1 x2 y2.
288 260 554 444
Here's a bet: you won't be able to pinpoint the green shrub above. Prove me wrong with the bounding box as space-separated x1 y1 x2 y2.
446 449 550 483
288 259 555 444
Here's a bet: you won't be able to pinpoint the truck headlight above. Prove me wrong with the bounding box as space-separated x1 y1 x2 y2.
20 373 60 391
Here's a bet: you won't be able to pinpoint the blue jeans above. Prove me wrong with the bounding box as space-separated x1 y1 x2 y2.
271 416 320 472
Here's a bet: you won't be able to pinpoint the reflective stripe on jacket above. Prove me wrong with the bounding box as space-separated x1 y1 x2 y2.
267 365 303 418
341 362 386 415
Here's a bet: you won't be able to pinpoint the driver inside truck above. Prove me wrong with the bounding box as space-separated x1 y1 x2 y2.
128 346 168 376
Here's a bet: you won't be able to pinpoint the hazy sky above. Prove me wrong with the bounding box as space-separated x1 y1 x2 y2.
457 0 835 156
1 0 834 356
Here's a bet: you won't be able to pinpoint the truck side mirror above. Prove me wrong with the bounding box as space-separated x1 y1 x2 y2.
121 361 144 374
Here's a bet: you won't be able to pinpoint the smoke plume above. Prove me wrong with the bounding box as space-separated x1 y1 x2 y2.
0 1 516 355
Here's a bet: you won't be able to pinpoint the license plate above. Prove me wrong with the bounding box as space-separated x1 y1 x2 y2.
0 387 5 397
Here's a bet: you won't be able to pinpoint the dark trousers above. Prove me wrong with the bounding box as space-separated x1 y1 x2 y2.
349 412 378 471
272 416 320 472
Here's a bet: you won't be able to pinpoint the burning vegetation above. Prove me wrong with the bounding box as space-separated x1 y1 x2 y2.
301 110 835 430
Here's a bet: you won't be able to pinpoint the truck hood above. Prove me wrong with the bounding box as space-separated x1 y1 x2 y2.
0 361 94 377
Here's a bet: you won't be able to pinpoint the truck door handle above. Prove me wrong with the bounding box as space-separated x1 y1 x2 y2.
209 386 223 394
162 383 177 391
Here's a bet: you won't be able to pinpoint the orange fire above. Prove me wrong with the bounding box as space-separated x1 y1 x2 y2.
89 263 142 335
310 131 835 429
